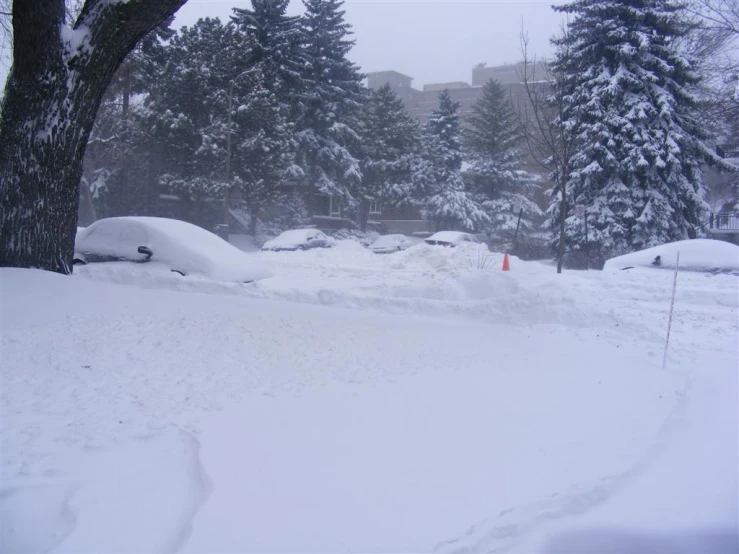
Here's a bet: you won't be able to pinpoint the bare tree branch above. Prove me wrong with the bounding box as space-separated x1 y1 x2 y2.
513 25 578 273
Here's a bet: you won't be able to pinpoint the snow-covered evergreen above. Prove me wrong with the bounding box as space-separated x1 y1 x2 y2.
421 91 488 231
550 0 727 259
357 83 422 230
229 70 301 235
230 0 307 109
295 0 365 211
463 78 541 238
82 23 174 219
146 18 237 214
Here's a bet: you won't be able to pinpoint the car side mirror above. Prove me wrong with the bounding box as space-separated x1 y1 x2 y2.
138 246 153 261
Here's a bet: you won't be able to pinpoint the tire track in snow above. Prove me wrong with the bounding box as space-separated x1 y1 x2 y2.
432 372 694 554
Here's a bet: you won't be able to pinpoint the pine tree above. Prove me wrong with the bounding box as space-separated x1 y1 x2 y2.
550 0 729 261
296 0 365 213
83 22 175 221
421 90 488 231
230 70 300 235
230 0 307 108
463 78 541 238
146 18 239 227
357 83 422 230
229 1 309 233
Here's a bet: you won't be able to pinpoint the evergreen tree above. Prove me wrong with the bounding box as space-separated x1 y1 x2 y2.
229 69 301 235
83 21 175 221
357 83 422 231
463 78 541 238
230 0 307 107
421 90 488 231
146 18 239 227
550 0 728 261
296 0 365 213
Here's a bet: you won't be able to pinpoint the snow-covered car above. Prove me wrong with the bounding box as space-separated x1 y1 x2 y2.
603 239 739 273
424 231 481 247
368 234 420 254
261 229 336 252
74 217 272 283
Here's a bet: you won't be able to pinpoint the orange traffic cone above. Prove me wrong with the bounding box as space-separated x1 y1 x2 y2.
502 252 510 271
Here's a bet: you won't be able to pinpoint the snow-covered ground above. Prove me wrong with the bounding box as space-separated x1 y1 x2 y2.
1 241 737 553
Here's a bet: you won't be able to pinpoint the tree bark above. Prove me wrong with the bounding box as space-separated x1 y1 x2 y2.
0 0 186 274
78 180 97 226
357 199 370 233
556 182 567 274
248 208 259 237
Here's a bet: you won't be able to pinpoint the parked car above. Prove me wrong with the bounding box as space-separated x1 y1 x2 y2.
74 217 272 283
261 229 336 252
424 231 481 247
603 239 739 273
368 234 421 254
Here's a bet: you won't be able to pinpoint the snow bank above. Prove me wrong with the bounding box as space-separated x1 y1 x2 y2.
75 238 737 337
603 239 739 272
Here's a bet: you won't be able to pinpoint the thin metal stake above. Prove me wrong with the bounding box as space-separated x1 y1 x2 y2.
662 252 680 369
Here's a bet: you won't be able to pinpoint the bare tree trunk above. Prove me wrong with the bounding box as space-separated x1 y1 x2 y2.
248 208 259 236
0 0 186 274
515 26 576 274
357 199 370 233
78 180 97 226
556 184 567 274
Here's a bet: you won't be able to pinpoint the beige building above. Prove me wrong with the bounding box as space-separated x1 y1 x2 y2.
366 61 549 126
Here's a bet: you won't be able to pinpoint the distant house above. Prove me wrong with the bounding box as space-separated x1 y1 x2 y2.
716 143 739 160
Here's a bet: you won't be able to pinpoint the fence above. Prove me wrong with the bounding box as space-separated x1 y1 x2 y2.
708 213 739 233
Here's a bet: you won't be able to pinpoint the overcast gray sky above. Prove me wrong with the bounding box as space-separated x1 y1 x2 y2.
0 1 565 90
173 0 566 88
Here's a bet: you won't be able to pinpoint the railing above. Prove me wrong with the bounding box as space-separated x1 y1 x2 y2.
716 144 739 159
708 212 739 232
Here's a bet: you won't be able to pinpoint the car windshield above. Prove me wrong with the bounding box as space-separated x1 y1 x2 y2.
372 235 404 247
271 229 314 243
427 232 467 242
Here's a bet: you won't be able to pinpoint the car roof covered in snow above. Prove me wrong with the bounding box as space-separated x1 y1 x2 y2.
426 231 477 242
263 229 325 248
76 217 271 282
603 239 739 271
370 234 411 247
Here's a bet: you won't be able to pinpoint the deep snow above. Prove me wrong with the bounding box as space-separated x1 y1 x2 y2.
1 241 737 553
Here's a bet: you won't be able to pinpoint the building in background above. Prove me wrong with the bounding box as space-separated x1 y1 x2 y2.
366 61 549 126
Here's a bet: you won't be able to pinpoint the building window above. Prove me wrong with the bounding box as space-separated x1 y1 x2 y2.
314 194 330 216
329 196 342 217
314 194 343 218
369 200 381 215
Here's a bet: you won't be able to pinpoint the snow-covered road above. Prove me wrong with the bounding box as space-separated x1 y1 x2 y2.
1 242 737 552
